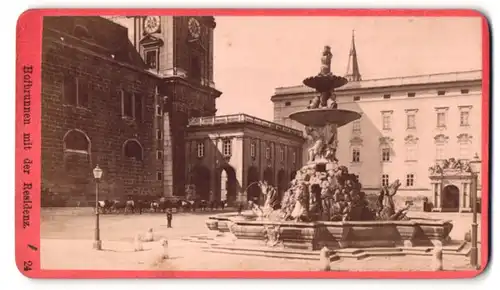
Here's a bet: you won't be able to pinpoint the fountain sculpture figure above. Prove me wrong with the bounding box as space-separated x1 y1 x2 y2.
206 46 454 252
252 45 391 222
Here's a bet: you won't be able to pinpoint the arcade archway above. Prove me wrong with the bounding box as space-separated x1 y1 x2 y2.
246 166 260 202
217 166 237 203
277 169 287 200
191 166 211 200
263 167 274 186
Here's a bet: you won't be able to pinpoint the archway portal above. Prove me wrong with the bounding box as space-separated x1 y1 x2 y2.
277 169 287 200
263 167 274 186
191 166 211 201
442 184 460 212
218 166 237 203
247 166 260 202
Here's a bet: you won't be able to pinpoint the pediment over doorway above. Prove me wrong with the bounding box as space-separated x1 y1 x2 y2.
139 35 164 48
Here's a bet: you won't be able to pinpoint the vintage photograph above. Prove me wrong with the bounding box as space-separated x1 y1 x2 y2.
39 14 485 272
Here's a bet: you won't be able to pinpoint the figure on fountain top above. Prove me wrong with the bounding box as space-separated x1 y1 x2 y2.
319 45 333 76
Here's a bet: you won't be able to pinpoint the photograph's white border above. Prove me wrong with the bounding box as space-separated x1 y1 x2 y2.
2 0 496 288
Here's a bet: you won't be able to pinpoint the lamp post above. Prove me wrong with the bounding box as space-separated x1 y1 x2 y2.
93 165 103 250
468 154 481 269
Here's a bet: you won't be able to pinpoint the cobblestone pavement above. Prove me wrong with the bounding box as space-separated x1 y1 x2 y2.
40 208 483 271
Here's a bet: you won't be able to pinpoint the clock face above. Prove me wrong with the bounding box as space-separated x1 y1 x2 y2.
188 18 201 38
144 16 161 34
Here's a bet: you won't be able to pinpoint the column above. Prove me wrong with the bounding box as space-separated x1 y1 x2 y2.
459 182 465 211
463 181 471 212
432 182 438 209
432 182 442 212
436 182 442 209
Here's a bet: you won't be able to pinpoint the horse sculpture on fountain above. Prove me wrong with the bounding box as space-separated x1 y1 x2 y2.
376 179 411 221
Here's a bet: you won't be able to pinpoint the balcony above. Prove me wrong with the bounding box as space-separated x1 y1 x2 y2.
188 113 303 137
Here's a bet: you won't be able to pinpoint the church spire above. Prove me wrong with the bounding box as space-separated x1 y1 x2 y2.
345 30 362 82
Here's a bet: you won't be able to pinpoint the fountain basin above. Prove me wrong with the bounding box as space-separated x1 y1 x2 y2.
303 74 348 91
207 213 453 250
289 108 362 127
206 212 256 233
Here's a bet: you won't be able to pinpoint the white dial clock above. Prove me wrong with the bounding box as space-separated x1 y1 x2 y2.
188 17 201 38
143 16 161 34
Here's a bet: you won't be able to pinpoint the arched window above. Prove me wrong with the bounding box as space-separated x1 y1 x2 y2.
123 139 143 161
63 129 90 153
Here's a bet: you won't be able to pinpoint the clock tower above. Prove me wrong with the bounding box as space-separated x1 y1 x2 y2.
106 15 222 197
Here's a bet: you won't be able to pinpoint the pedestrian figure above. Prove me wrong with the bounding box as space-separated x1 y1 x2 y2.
166 209 173 228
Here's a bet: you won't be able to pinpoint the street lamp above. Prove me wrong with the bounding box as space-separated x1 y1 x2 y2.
93 164 103 250
468 154 481 269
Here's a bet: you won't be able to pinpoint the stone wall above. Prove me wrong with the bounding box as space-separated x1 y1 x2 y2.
41 18 162 206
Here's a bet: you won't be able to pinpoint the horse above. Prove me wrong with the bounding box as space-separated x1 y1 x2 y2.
377 179 410 221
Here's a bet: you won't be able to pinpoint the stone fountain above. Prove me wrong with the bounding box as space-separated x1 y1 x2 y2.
204 46 455 256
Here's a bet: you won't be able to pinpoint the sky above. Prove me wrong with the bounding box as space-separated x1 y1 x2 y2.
212 16 483 120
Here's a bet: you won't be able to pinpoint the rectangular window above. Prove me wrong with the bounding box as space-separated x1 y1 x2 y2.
145 50 158 69
406 114 416 129
459 142 470 160
265 147 271 159
197 142 205 158
77 79 89 107
382 174 389 187
122 91 134 118
406 174 415 187
134 94 143 122
64 76 77 105
383 115 391 130
280 147 285 162
353 96 361 101
223 139 232 157
285 101 292 106
156 129 162 140
406 145 417 161
407 92 416 98
156 105 162 116
156 171 163 181
436 144 445 160
64 76 89 107
353 120 361 133
461 89 470 94
352 148 360 163
156 150 163 160
460 111 470 126
437 90 446 96
437 112 446 128
383 94 391 99
382 148 391 162
250 142 256 158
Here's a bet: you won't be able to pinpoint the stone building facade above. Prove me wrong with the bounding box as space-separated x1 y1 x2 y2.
105 16 222 198
185 114 304 205
41 16 162 206
271 33 483 212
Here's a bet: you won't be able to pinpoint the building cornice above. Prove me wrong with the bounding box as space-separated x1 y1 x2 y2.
272 70 482 101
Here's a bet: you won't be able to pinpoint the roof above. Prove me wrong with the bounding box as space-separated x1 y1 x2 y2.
273 70 482 97
43 16 148 69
